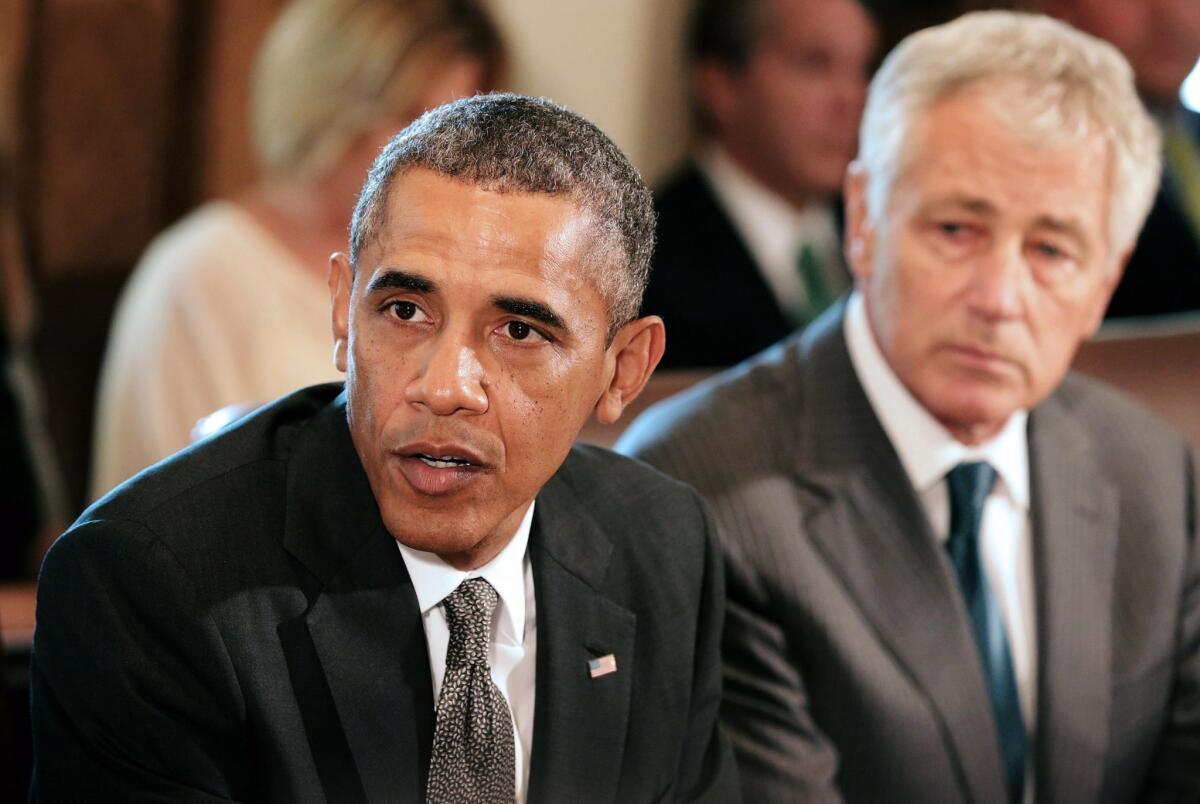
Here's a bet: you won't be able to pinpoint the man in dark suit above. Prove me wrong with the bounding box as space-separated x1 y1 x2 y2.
645 0 878 368
621 12 1200 803
1042 0 1200 318
30 94 738 803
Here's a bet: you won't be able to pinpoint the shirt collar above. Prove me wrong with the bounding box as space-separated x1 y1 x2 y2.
395 501 535 645
696 145 839 269
843 293 1030 509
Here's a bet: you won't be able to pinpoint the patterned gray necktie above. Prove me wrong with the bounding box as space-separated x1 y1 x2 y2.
426 577 516 804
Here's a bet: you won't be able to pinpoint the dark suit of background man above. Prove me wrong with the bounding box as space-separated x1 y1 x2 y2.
621 11 1200 803
30 94 739 803
644 0 877 368
1041 0 1200 319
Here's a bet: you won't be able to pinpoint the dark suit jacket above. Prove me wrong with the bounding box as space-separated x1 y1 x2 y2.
646 163 849 370
646 163 791 369
31 384 738 803
618 307 1200 803
1106 108 1200 319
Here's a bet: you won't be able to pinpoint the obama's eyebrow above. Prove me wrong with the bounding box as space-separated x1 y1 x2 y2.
491 295 570 335
365 270 435 295
365 272 576 335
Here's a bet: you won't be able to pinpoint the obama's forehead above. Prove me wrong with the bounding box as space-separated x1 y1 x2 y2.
353 170 613 339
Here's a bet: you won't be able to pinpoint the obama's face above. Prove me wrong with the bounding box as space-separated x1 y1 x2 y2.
330 169 663 568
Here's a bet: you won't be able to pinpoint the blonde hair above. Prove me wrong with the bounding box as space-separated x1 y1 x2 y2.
251 0 503 180
858 10 1161 262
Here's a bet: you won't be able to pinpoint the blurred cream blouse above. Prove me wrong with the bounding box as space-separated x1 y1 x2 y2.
90 202 342 500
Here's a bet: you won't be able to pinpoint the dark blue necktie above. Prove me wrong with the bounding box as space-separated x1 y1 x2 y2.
945 462 1026 804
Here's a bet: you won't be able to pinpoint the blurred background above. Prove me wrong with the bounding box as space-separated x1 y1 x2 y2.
3 0 1196 519
0 0 1198 795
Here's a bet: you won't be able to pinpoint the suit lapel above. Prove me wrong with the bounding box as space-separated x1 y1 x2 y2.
279 393 435 803
692 168 795 337
526 469 636 804
797 313 1008 804
1028 393 1117 803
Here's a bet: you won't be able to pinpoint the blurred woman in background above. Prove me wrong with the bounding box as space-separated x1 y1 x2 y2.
91 0 504 499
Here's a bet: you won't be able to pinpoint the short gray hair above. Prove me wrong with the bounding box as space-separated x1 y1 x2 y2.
857 10 1161 263
350 93 656 335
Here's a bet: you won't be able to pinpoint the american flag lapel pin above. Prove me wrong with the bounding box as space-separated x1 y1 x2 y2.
588 653 618 679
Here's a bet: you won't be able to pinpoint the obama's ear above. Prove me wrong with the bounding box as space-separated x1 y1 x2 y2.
329 252 353 373
594 315 666 424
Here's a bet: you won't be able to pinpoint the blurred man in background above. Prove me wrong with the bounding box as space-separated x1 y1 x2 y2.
1041 0 1200 318
644 0 877 368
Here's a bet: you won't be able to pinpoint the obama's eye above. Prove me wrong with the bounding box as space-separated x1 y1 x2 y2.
388 301 429 322
499 320 549 344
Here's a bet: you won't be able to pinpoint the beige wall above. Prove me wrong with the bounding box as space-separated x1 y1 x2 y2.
489 0 693 185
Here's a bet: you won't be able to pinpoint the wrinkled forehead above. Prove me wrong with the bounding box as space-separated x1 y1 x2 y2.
895 87 1114 255
891 79 1114 200
371 170 582 255
918 84 1106 176
892 77 1101 160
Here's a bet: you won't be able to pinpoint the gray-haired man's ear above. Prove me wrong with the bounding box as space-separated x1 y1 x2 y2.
843 161 876 285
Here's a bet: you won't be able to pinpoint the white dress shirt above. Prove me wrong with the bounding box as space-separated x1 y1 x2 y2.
696 146 846 318
397 503 537 803
844 294 1039 781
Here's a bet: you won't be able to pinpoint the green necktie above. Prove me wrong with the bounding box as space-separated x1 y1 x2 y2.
1163 118 1200 243
793 243 835 326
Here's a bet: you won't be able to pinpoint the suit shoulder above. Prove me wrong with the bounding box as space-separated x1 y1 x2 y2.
554 445 715 552
71 385 343 564
617 339 805 482
1053 372 1189 456
551 446 719 608
1046 373 1196 519
559 443 707 513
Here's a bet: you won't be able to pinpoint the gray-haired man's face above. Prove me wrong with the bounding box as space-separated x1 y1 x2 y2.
846 87 1121 445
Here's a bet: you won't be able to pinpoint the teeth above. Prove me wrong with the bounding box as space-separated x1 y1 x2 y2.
417 454 471 468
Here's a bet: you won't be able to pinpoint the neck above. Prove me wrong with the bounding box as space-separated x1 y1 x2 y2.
944 419 1005 447
243 175 354 276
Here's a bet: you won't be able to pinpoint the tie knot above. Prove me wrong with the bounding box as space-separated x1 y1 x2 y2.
442 578 499 669
946 461 997 543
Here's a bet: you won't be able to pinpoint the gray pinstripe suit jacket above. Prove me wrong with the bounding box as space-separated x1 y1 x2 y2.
617 306 1200 804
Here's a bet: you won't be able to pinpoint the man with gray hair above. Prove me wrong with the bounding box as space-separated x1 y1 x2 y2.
1039 0 1200 318
31 94 738 802
620 11 1200 803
